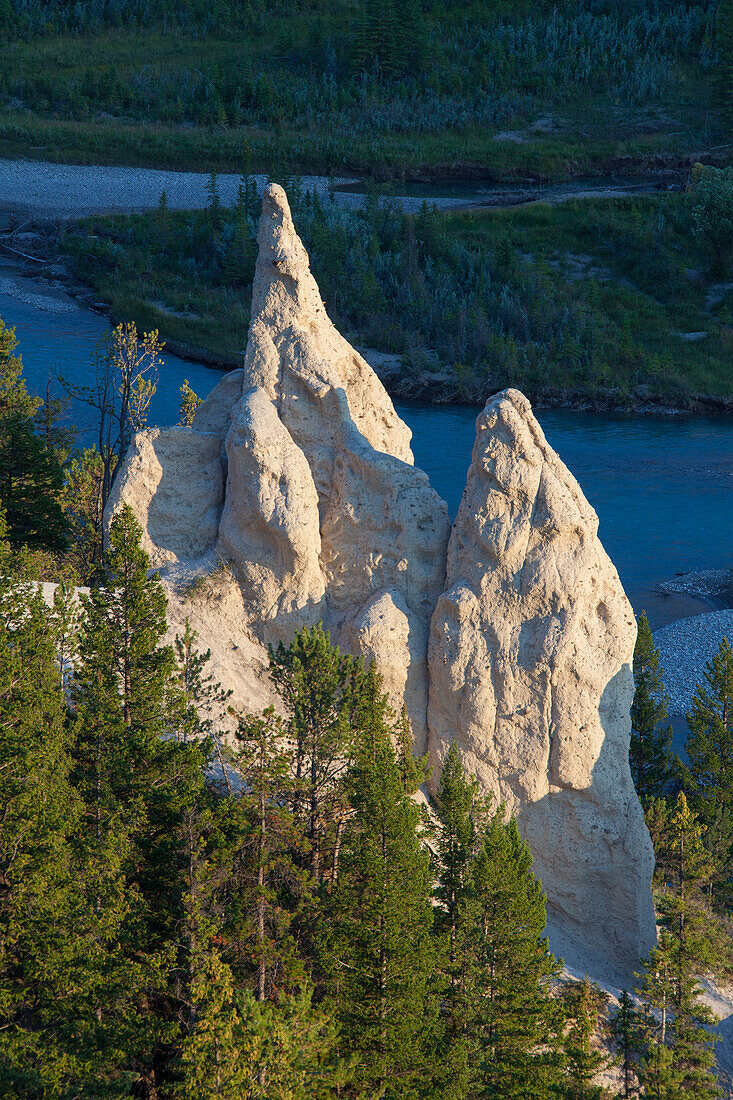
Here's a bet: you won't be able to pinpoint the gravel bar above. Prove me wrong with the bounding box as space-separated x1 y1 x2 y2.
654 610 733 715
0 158 475 218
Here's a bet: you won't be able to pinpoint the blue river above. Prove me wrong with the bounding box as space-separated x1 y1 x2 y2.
2 265 732 620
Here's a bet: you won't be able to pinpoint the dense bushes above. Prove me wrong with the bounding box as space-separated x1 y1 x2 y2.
0 1 717 136
59 180 733 404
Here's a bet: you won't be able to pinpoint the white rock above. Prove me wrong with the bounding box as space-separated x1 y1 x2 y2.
104 426 224 566
107 184 450 751
427 389 656 983
108 191 656 980
209 183 450 749
193 368 243 445
218 387 326 629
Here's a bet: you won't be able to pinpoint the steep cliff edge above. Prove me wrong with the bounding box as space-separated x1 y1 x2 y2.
106 184 655 983
427 389 656 979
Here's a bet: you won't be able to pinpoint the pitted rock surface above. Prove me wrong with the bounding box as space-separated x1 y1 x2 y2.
108 189 654 982
427 389 656 980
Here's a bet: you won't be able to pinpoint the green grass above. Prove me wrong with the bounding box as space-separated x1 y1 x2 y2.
55 187 733 407
0 1 723 179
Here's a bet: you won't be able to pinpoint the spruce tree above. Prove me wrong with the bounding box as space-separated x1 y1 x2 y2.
684 637 733 823
318 667 437 1098
637 931 719 1100
178 957 338 1100
0 514 149 1097
176 949 259 1100
432 743 489 1098
563 977 608 1100
638 795 722 1098
630 612 672 802
0 316 38 420
610 990 643 1098
683 637 733 906
0 411 68 551
228 706 308 1002
71 505 211 1093
179 379 203 426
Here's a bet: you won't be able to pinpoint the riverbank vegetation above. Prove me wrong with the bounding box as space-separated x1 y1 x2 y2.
56 167 733 407
0 0 724 177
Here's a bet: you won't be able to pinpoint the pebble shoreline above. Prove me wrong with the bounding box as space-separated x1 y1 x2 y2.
654 609 733 716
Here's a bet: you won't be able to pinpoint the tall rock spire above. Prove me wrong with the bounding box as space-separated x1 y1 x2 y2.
107 190 655 982
427 389 656 981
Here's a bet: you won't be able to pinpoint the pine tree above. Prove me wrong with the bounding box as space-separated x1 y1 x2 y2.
176 949 260 1100
269 624 360 884
630 612 672 802
432 742 489 1097
318 667 437 1098
470 812 565 1099
228 705 308 1002
639 1036 678 1100
563 977 608 1100
0 316 39 420
637 931 720 1100
683 637 733 906
173 618 232 788
610 990 643 1098
62 447 105 580
71 505 211 1093
0 411 68 551
178 957 339 1100
685 637 733 823
179 379 203 426
0 322 68 551
638 794 722 1099
0 513 150 1097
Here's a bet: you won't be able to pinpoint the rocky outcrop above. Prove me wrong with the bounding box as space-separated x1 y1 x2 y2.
107 183 450 750
107 185 655 983
427 389 656 979
105 426 224 566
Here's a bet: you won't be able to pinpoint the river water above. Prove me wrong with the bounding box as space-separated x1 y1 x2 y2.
2 264 732 621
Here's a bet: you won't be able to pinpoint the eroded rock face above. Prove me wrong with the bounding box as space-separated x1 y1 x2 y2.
105 426 224 566
109 184 450 752
108 188 654 981
427 389 656 981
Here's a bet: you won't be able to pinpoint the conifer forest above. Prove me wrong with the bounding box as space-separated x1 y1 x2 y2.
1 2 733 1099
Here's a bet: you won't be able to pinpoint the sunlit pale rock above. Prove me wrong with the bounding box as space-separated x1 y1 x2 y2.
427 388 656 981
108 190 655 983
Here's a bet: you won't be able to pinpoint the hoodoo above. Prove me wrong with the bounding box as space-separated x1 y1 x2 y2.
107 183 451 751
426 389 656 979
107 185 656 982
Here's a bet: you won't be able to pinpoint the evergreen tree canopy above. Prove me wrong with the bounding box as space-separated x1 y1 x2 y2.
684 637 733 823
269 624 361 884
72 505 210 946
630 611 673 802
0 515 152 1098
0 318 68 552
318 667 437 1099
